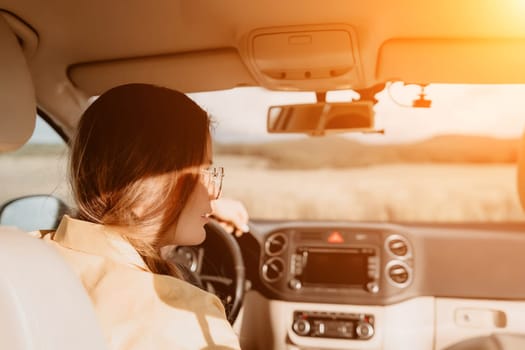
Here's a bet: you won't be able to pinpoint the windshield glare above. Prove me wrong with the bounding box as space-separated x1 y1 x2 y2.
189 84 525 222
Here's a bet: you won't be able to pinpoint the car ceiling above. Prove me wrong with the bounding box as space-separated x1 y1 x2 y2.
2 0 525 135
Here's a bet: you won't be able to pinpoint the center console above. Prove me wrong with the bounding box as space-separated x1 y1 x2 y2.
259 226 414 344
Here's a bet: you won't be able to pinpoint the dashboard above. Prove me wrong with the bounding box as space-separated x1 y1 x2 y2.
259 225 412 304
235 220 525 350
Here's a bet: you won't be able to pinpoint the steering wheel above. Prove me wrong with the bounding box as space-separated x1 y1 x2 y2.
173 220 245 324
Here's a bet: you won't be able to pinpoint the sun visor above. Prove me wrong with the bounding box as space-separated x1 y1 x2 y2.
241 24 364 91
377 38 525 84
0 13 36 152
68 48 256 96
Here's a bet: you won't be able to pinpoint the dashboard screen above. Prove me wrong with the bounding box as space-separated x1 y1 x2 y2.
302 251 368 286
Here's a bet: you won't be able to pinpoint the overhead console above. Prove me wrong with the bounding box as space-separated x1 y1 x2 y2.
259 226 414 304
240 24 365 91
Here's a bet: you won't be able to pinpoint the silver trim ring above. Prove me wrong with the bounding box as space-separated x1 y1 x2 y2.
264 232 288 256
262 257 285 283
385 259 413 288
384 234 412 259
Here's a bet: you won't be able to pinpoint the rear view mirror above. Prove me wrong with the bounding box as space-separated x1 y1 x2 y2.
267 101 375 136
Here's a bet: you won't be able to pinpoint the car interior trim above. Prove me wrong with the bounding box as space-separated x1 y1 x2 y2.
68 48 257 96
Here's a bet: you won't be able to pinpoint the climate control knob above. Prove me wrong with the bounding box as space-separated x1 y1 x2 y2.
292 319 311 336
289 278 302 290
356 322 374 340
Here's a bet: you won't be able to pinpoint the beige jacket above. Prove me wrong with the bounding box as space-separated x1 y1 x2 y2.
41 215 241 350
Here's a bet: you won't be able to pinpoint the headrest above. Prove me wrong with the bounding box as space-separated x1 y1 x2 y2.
0 13 36 152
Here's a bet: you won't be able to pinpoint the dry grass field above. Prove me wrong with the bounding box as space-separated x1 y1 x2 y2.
0 145 71 206
217 155 525 222
2 137 525 222
216 135 519 169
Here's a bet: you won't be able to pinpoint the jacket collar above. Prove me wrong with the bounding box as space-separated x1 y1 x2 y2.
53 215 148 270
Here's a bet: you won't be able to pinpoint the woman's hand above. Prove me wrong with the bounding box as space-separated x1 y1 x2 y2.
211 198 249 236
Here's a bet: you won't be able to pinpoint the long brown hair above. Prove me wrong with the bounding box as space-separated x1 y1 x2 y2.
69 83 210 277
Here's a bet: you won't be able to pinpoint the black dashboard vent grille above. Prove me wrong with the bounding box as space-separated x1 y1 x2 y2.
300 231 324 241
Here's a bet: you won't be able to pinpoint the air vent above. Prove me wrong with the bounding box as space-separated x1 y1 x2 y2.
385 234 411 258
385 260 412 288
172 247 198 272
262 257 285 283
265 232 288 256
300 231 323 241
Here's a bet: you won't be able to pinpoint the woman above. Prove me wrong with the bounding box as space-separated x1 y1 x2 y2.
42 84 241 349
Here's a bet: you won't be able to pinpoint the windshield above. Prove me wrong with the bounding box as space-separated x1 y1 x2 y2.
190 84 525 222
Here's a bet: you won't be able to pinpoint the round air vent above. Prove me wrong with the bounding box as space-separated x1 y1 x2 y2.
265 232 288 256
385 260 412 288
170 247 198 272
262 257 285 283
385 234 411 258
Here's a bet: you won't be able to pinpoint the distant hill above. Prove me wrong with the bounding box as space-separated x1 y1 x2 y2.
215 135 519 169
7 137 518 170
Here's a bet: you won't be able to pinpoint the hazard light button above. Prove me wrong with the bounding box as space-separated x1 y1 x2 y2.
327 231 344 243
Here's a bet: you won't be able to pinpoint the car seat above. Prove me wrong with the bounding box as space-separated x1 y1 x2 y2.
0 13 107 350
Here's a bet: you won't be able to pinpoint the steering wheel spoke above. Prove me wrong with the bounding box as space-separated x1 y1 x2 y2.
200 274 233 286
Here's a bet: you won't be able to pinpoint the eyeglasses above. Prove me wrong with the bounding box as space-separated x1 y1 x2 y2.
200 166 224 200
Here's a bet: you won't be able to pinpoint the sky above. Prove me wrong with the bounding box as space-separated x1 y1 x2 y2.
30 117 64 144
31 83 525 145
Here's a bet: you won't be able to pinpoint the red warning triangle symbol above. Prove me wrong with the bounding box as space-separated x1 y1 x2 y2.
327 231 344 243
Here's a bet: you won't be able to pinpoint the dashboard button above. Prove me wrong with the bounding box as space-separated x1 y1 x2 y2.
289 278 302 290
366 281 380 294
317 321 325 335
